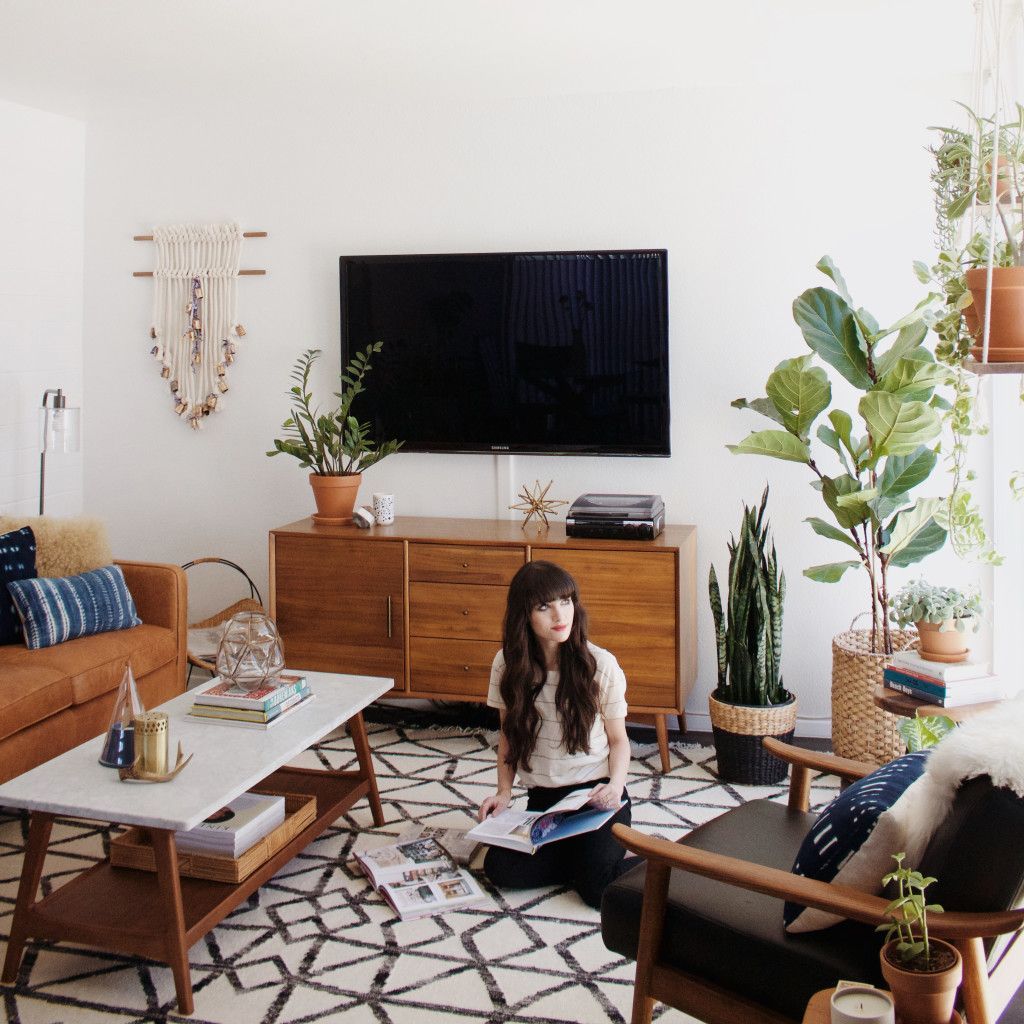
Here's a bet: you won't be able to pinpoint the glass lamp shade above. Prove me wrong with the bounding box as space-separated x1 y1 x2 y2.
40 403 81 453
215 611 286 692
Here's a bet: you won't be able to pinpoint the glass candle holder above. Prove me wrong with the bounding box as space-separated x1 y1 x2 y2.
99 662 144 767
215 611 285 692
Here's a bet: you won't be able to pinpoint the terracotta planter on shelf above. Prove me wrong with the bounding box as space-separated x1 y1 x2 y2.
916 620 969 664
309 472 361 524
880 938 962 1024
964 266 1024 361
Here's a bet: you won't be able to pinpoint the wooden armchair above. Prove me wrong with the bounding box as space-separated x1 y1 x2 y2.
601 739 1024 1024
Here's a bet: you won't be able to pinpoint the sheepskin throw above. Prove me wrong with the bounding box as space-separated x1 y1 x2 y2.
0 516 111 578
149 222 246 430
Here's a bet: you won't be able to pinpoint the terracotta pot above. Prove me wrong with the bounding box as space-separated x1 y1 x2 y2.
964 266 1024 360
880 938 962 1024
308 473 362 524
916 620 969 663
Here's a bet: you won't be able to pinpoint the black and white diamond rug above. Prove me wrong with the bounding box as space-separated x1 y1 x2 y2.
0 719 840 1024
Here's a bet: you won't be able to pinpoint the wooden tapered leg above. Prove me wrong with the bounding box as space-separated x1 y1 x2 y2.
151 829 193 1015
348 711 384 826
632 859 670 1024
957 936 992 1024
655 714 671 773
2 812 54 984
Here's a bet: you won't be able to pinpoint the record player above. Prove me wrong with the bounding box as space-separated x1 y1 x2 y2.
565 493 665 540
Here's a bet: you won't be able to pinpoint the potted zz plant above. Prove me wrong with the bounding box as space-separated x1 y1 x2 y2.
877 852 963 1024
708 486 795 784
267 344 402 523
889 580 982 664
728 257 952 763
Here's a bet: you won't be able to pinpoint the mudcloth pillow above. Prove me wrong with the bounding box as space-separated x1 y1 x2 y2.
8 564 142 650
784 750 931 932
0 526 37 645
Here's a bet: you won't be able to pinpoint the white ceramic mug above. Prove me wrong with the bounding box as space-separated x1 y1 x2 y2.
372 493 395 525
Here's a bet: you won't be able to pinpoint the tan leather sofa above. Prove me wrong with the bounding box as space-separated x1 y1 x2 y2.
0 543 187 784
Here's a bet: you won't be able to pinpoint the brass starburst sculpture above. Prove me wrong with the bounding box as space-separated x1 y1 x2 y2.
510 480 569 528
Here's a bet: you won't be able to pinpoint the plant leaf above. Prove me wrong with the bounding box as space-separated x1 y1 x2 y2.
792 287 873 389
859 392 941 457
874 321 929 379
880 498 948 564
804 560 861 582
726 430 810 463
898 715 956 752
805 516 861 550
815 255 852 304
878 446 939 499
765 355 831 439
876 353 951 401
822 474 872 529
731 396 786 426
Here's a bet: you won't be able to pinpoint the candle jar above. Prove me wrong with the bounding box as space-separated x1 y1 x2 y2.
830 985 895 1024
134 711 169 775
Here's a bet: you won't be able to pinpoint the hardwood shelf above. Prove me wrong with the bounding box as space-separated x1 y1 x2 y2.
963 357 1024 375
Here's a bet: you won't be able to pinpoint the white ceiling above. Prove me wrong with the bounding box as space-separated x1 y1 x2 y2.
0 0 974 120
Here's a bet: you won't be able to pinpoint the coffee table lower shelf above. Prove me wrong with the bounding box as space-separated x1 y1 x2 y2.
2 763 378 1015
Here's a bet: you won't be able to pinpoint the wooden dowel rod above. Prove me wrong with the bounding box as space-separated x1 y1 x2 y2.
132 269 266 277
132 231 267 240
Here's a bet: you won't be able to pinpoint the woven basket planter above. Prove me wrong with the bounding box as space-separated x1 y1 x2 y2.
709 692 797 785
831 628 917 766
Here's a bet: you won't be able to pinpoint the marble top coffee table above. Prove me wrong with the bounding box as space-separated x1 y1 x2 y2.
0 670 391 1015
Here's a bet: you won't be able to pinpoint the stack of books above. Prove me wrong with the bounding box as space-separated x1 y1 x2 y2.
883 649 1007 708
188 672 314 728
176 791 286 858
354 835 486 920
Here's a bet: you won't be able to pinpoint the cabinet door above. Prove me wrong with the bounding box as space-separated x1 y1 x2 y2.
531 548 678 711
273 536 405 691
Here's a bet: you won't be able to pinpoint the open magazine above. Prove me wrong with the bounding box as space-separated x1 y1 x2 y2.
354 836 486 920
466 788 625 855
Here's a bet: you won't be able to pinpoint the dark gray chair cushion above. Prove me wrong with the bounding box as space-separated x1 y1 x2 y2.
601 799 884 1020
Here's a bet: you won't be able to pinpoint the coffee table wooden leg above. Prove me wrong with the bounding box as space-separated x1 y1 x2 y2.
348 711 384 826
150 829 193 1015
2 811 54 984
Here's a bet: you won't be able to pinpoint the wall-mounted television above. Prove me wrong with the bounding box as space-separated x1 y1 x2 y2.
339 249 670 456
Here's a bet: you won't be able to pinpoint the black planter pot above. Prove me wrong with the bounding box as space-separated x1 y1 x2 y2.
708 692 798 785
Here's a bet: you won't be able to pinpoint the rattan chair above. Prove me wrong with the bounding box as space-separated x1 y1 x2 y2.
182 558 264 681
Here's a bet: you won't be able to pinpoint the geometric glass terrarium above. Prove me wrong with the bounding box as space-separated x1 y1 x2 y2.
215 610 285 692
98 661 145 767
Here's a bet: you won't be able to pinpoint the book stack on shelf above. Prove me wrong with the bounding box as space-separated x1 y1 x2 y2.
354 836 486 920
187 672 314 728
883 649 1011 708
176 791 286 858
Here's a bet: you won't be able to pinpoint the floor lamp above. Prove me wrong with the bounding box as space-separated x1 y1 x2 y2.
39 388 81 515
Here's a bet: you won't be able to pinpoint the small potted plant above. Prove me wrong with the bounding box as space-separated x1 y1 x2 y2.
877 852 963 1024
889 580 982 664
708 486 796 784
267 344 402 523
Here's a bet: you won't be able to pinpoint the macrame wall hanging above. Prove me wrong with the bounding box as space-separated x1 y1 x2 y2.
139 222 261 431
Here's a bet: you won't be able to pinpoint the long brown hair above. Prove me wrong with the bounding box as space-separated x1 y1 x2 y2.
498 561 599 773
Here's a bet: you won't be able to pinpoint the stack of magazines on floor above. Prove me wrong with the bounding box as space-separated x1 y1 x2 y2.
355 826 486 919
176 792 286 858
188 673 313 728
883 649 1014 708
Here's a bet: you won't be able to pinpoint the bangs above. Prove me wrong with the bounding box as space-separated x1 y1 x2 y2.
516 561 578 607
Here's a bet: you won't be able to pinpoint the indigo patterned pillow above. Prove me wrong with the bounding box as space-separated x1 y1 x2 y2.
784 751 931 932
0 526 37 645
8 564 141 650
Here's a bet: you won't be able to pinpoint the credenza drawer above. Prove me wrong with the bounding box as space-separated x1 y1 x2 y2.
408 543 525 585
408 581 507 640
410 637 496 697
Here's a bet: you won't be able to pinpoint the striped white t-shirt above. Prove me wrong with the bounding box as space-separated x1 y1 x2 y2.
487 642 628 790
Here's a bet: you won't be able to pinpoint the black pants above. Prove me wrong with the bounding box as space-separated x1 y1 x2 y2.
482 779 631 909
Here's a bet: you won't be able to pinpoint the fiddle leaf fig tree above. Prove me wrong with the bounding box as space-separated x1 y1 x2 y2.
728 259 952 654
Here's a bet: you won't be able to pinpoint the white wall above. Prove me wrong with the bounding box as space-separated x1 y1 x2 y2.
0 100 85 517
2 1 997 735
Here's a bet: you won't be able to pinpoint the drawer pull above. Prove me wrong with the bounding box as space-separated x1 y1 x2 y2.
462 609 470 616
461 561 469 568
387 595 393 638
462 665 470 672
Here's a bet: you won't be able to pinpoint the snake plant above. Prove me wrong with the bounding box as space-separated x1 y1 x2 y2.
709 487 788 706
